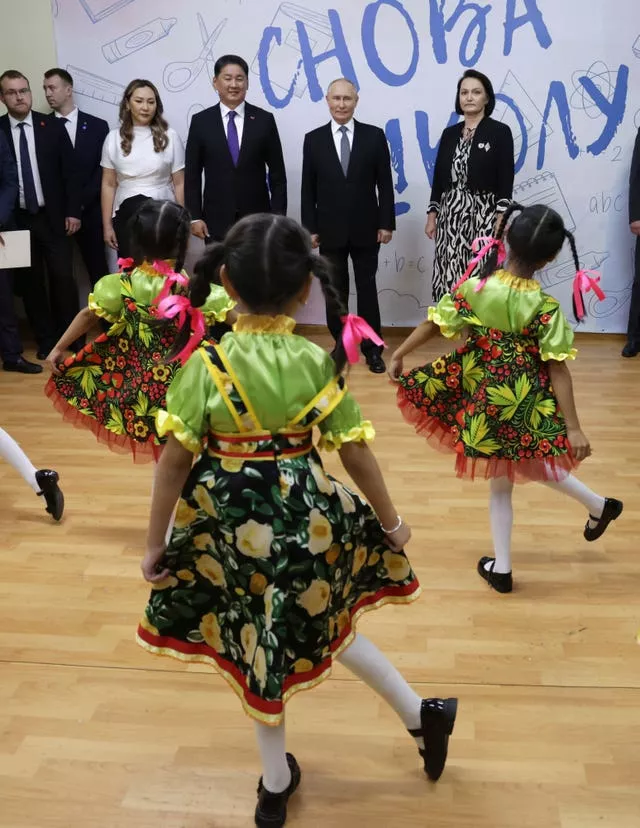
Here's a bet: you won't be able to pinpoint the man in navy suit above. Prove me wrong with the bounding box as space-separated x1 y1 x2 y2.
0 69 82 358
43 68 109 287
185 54 287 243
0 130 42 373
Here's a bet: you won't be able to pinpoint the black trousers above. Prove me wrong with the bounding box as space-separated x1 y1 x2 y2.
15 209 77 352
626 236 640 344
320 243 382 355
0 268 23 362
76 202 109 286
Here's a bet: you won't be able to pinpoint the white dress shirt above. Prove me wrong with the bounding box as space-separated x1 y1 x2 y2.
55 107 78 147
331 117 354 160
220 101 245 147
100 126 186 215
8 112 45 209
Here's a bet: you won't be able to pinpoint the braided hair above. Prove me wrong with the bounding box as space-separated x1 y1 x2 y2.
174 213 348 373
127 199 191 273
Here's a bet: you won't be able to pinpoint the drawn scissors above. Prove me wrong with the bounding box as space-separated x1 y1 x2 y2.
163 14 227 93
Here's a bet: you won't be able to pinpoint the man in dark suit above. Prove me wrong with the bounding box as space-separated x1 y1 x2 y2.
301 78 395 373
0 129 41 373
185 54 287 243
0 69 82 358
43 67 109 287
623 127 640 357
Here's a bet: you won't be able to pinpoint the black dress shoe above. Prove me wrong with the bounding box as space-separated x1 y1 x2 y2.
621 342 639 358
255 753 301 828
366 353 386 374
583 497 623 541
408 697 458 781
477 557 513 593
35 469 64 521
3 357 43 374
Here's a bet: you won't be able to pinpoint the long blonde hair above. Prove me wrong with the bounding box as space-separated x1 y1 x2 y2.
118 79 169 156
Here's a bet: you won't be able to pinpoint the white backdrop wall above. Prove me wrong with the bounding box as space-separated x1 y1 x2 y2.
51 0 640 332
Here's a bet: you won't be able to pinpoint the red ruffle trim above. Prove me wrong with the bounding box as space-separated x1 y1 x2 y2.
397 386 579 483
45 379 162 464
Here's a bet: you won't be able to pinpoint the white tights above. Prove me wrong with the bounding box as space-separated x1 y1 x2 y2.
488 473 606 574
254 633 423 793
0 428 39 492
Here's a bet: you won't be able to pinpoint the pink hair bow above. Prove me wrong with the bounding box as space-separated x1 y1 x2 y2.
453 236 507 292
573 269 605 321
117 257 134 271
341 314 385 365
156 294 205 365
152 260 189 305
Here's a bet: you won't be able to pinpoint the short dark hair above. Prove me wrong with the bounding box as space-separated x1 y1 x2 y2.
455 69 495 117
44 67 73 86
0 70 29 92
214 54 249 78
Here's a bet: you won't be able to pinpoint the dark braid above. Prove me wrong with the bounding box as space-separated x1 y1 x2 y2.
310 254 348 374
476 201 523 283
565 229 583 322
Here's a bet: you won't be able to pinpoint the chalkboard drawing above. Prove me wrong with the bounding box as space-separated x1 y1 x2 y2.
634 107 640 129
378 289 428 327
163 14 226 93
51 0 59 17
494 70 550 157
570 61 619 120
102 18 177 63
80 0 136 23
182 103 205 143
512 171 575 232
588 285 631 318
633 34 640 58
538 250 609 290
250 3 334 99
67 64 124 106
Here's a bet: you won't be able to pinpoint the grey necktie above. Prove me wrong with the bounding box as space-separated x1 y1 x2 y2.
339 125 350 175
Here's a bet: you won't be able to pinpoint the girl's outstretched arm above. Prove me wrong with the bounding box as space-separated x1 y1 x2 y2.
547 360 591 461
338 440 410 551
389 319 438 380
46 307 99 374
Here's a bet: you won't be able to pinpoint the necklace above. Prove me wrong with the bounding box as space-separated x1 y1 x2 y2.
462 124 476 142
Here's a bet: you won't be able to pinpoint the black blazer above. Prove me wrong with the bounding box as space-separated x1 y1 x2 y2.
629 128 640 223
429 117 514 207
48 110 109 212
0 130 18 229
0 111 82 234
301 120 395 249
185 102 287 239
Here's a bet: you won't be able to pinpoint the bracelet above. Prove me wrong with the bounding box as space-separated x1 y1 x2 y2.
380 515 403 534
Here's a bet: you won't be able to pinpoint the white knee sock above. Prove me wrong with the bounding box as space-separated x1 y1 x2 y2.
337 633 423 746
488 477 514 574
543 473 605 528
254 719 291 793
0 428 39 492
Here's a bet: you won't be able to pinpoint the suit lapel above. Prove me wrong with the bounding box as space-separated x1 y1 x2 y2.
346 120 361 181
212 104 234 167
323 122 344 178
0 117 14 160
236 103 255 167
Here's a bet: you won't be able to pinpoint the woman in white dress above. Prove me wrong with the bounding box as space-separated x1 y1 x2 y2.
101 79 185 257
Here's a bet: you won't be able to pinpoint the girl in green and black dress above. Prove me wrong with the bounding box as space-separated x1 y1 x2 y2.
138 214 457 828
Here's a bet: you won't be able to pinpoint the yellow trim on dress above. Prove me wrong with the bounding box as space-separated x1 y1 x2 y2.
137 259 177 277
156 411 202 454
288 376 346 428
541 348 578 362
198 347 247 433
427 306 462 339
496 270 542 292
135 582 421 727
233 314 297 335
213 344 263 431
88 293 119 323
318 421 375 452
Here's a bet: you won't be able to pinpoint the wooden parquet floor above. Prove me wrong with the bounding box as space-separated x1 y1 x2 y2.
1 331 638 827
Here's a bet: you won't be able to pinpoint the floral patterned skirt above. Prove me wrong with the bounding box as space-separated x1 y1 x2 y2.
397 329 579 482
136 431 420 725
45 313 181 463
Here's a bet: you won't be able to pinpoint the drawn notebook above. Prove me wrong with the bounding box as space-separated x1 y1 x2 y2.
512 171 575 231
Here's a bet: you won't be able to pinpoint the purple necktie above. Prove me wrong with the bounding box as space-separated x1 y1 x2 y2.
227 110 239 166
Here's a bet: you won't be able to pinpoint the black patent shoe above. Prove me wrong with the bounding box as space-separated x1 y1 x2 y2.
366 353 386 374
255 753 301 828
35 469 64 521
477 557 513 593
408 697 458 781
583 498 623 541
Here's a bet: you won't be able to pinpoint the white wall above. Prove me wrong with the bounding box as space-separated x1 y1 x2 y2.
14 1 640 331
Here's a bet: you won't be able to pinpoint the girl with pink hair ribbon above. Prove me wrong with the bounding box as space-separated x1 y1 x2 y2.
45 199 234 462
390 203 621 594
